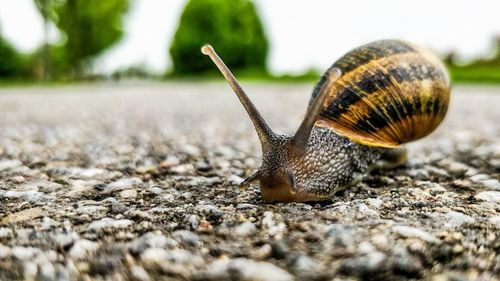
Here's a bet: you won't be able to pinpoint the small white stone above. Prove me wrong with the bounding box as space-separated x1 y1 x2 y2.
489 216 500 225
480 179 500 191
76 205 108 215
131 265 151 281
392 225 441 244
475 191 500 203
0 227 13 238
170 164 194 174
23 262 38 279
228 175 244 185
0 159 22 171
87 218 133 231
12 246 38 260
366 198 384 209
120 189 138 199
205 258 293 281
235 222 257 237
69 168 106 179
3 190 45 203
358 241 376 254
180 144 200 156
469 174 490 183
105 177 142 193
0 244 12 259
68 239 99 259
445 211 475 228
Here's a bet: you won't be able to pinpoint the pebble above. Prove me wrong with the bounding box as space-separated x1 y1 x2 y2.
2 190 45 203
325 224 354 247
131 265 151 281
1 208 44 224
339 251 387 275
236 203 257 210
104 177 142 193
120 189 138 199
392 225 441 244
22 180 63 193
437 159 470 176
475 191 500 203
111 202 128 213
358 241 376 254
469 174 490 183
228 174 244 185
0 227 13 239
489 216 500 225
148 186 163 195
180 144 200 156
195 160 212 172
87 218 133 231
357 203 379 217
68 239 99 259
392 246 422 276
188 214 199 230
366 198 384 209
262 211 286 237
235 222 257 237
141 248 202 273
171 164 194 174
172 230 199 246
0 159 22 171
12 246 39 260
130 232 176 254
0 244 12 259
76 205 107 215
292 255 317 274
67 167 107 179
445 211 475 228
371 233 389 249
203 258 294 281
480 179 500 190
50 232 79 249
196 204 224 223
159 155 180 169
429 184 447 196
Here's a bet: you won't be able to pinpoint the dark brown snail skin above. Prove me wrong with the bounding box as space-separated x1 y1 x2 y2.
201 39 450 203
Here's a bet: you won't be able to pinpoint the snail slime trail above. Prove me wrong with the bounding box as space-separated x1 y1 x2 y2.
202 40 450 203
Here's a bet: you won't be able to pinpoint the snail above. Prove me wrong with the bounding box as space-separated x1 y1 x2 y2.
201 39 450 203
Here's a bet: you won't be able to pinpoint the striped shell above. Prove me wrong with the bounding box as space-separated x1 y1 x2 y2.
310 40 450 148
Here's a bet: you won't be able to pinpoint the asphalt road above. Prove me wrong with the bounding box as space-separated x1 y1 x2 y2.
0 82 498 281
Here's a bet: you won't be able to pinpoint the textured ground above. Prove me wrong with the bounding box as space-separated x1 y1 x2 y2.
0 83 498 281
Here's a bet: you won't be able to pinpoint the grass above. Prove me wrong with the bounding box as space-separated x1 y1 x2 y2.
3 66 500 86
447 65 500 84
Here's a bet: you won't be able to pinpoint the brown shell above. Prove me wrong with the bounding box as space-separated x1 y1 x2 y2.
310 40 450 148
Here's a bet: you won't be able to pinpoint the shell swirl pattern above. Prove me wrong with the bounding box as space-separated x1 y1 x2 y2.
311 40 450 148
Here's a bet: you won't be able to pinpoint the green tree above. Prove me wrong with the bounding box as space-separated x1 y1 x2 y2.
169 0 269 75
0 33 26 78
37 0 129 77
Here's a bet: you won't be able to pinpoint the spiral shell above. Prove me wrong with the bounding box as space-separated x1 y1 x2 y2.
310 40 450 148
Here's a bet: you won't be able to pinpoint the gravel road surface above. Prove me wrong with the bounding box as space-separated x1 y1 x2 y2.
0 83 499 281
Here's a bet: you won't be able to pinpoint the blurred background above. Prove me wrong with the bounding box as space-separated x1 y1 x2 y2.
1 0 500 83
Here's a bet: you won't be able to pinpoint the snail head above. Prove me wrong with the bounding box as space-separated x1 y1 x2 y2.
201 44 341 202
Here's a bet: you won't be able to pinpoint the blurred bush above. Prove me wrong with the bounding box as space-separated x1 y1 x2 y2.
169 0 268 75
0 34 27 78
35 0 129 78
445 37 500 83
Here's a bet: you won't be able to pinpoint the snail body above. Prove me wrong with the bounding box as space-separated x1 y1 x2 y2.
202 39 450 202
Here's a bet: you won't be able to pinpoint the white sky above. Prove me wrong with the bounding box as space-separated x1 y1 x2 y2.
0 0 499 75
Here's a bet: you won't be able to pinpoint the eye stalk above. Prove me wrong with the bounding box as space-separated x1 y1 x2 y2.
201 44 276 152
291 68 342 155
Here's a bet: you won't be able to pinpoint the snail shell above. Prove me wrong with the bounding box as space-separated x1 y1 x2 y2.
311 40 450 148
